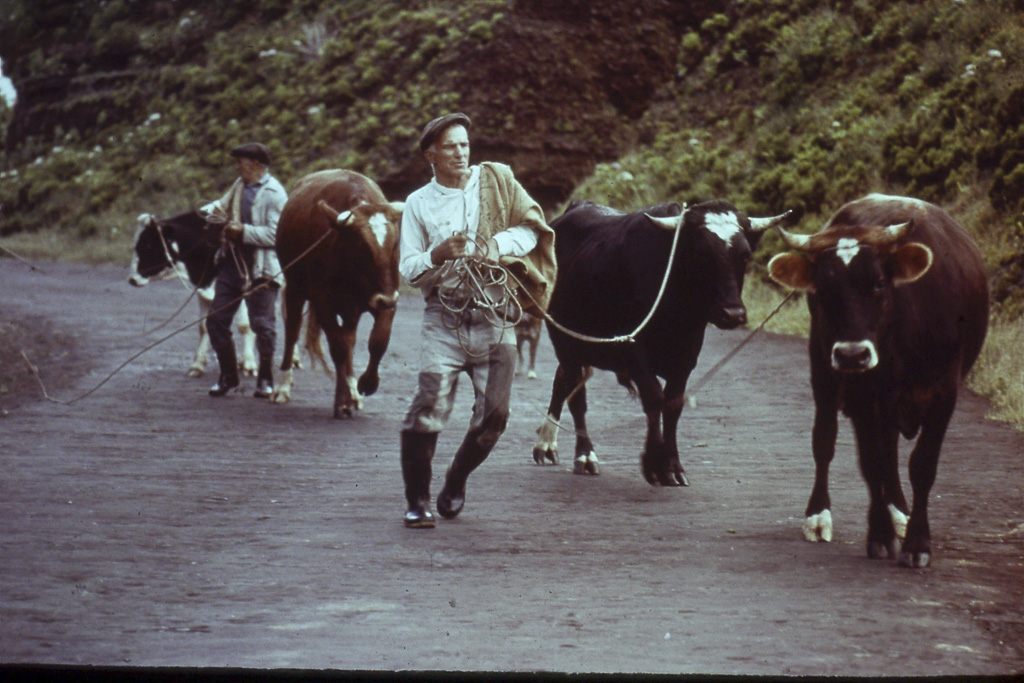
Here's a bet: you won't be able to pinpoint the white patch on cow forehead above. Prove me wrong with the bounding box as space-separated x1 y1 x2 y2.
368 212 388 247
835 237 861 266
703 212 741 244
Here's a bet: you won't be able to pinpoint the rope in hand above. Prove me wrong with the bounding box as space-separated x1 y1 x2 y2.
436 233 526 358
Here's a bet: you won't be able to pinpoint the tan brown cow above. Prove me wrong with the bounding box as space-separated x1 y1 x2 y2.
272 170 403 418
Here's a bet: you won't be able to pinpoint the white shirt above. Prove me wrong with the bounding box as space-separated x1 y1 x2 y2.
399 165 538 292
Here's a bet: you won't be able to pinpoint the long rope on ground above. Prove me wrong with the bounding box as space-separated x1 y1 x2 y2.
0 242 47 273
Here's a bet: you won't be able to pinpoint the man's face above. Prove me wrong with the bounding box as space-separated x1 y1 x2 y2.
234 156 264 183
425 124 470 187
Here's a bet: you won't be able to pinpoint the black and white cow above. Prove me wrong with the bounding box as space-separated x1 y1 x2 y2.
533 200 791 484
128 211 256 377
767 193 989 567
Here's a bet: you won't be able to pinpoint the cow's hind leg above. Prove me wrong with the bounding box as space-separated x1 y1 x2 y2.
564 367 598 474
271 287 306 405
191 293 214 377
526 333 539 379
533 364 590 466
898 391 956 568
235 301 257 377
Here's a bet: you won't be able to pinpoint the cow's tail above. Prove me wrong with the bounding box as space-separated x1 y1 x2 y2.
303 309 334 379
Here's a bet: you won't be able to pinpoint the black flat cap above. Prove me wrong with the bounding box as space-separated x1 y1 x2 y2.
230 142 272 165
419 112 471 152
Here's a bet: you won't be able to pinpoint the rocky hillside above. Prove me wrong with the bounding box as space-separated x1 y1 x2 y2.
1 0 715 220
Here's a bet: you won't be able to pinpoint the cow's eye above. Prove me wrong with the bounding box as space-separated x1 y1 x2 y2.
872 278 887 296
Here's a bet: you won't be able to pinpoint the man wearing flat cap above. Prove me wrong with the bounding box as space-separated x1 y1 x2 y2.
397 112 557 528
201 142 288 399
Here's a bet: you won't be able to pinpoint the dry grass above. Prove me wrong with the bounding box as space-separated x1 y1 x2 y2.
968 315 1024 427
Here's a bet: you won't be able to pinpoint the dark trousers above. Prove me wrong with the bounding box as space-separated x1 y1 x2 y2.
207 268 279 360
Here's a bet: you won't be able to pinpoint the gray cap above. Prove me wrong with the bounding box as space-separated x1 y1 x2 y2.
419 112 471 152
230 142 272 165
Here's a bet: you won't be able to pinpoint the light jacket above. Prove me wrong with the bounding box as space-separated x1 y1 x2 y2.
205 173 288 285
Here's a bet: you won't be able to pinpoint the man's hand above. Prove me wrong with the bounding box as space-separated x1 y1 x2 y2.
223 220 244 243
475 237 500 264
430 233 469 265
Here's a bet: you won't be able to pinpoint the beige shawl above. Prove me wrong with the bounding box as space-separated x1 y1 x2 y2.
477 162 557 316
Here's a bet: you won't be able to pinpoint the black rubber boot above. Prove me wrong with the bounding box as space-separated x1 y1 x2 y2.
253 356 273 398
437 432 492 520
401 431 439 528
209 346 240 397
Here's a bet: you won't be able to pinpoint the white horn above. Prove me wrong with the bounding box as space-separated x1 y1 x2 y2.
336 210 353 226
882 221 913 243
775 225 813 250
644 212 684 231
748 209 793 233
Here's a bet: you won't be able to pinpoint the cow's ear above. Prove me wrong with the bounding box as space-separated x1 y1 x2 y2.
768 252 816 292
890 243 933 286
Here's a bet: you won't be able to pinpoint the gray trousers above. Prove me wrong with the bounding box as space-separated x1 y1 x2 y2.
402 297 517 448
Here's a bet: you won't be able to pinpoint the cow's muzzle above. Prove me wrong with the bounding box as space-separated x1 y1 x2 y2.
711 305 747 330
831 341 879 372
369 292 399 313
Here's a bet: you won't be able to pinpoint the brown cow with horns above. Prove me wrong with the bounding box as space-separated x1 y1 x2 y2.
272 170 404 418
767 193 989 568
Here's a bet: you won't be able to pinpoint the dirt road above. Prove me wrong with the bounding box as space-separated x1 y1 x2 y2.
1 260 1021 675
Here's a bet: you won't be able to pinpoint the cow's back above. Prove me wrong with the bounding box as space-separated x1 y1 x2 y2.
277 170 387 289
824 194 989 381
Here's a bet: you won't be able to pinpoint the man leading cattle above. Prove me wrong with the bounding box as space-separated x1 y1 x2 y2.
202 142 288 399
398 113 556 528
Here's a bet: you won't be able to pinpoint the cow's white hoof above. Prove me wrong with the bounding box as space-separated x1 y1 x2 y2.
271 389 291 404
188 367 204 378
573 452 599 475
888 503 908 539
803 510 833 542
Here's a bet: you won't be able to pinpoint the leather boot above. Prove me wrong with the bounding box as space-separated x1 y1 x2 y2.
437 432 492 520
208 345 240 397
253 356 273 398
401 431 438 528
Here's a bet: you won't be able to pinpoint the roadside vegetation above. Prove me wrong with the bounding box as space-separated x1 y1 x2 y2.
1 0 1020 426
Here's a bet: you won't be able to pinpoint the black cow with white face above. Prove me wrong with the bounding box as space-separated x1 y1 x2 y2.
533 199 791 485
768 193 989 568
128 210 256 378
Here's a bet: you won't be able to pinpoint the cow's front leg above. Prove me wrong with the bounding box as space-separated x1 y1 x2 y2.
660 381 689 487
805 355 839 542
357 307 394 397
320 312 360 418
635 372 679 486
